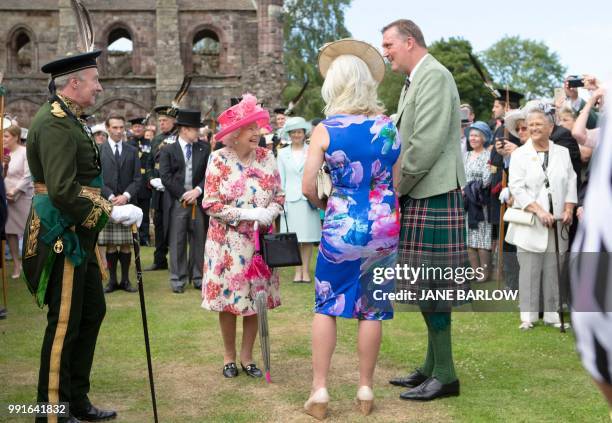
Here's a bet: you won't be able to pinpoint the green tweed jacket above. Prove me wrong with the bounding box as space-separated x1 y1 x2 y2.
395 54 466 199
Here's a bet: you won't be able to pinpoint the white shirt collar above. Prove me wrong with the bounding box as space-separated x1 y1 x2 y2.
108 139 122 152
408 53 429 83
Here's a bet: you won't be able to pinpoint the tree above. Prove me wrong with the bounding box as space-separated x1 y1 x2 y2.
429 37 495 121
481 35 567 100
377 63 405 116
282 0 352 119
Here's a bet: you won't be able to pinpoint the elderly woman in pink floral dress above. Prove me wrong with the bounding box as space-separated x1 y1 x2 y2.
201 94 284 378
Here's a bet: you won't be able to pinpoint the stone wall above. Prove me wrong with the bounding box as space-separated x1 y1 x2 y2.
0 0 284 128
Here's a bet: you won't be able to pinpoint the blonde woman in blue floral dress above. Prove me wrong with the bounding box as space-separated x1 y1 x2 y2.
302 39 401 419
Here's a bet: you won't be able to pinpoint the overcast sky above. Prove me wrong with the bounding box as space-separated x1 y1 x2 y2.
345 0 612 83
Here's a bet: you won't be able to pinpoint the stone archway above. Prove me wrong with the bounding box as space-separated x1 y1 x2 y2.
90 98 148 124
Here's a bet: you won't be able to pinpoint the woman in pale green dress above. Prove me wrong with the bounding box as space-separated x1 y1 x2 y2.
277 117 322 283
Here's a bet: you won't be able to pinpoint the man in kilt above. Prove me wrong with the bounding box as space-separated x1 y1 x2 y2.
383 19 468 401
98 115 142 293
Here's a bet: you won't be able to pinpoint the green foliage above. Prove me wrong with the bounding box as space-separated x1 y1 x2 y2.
429 37 495 121
282 0 352 120
377 64 405 115
481 35 567 100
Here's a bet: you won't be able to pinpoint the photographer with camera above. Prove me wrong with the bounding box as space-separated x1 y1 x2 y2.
563 75 599 130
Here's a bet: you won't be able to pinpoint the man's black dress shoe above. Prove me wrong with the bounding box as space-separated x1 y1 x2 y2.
144 262 168 271
389 369 429 388
241 362 263 378
120 280 137 293
0 307 7 319
103 282 118 294
399 377 460 401
223 362 239 378
72 403 117 421
172 286 185 294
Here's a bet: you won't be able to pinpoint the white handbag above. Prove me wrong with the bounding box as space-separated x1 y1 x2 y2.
316 165 332 200
503 208 535 226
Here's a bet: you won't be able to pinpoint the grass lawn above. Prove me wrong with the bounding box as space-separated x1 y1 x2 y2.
0 247 608 422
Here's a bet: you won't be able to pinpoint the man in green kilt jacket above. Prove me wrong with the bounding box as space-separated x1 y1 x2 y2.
383 20 468 401
23 50 142 422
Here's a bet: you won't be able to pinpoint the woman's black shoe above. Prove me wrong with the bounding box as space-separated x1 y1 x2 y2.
223 362 239 378
241 362 263 378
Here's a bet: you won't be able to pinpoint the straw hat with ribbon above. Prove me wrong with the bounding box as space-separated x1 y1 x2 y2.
317 38 385 82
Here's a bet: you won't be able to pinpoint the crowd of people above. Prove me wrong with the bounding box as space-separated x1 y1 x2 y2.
1 15 609 423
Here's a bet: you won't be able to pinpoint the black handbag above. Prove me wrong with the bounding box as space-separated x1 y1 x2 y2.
259 207 302 268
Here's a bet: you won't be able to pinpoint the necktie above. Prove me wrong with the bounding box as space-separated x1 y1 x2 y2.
404 77 411 91
185 143 192 161
114 143 120 161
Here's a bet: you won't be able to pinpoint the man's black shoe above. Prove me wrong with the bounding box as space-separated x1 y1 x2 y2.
120 280 137 293
172 286 185 294
399 377 459 401
389 369 429 388
0 307 7 319
72 403 117 421
144 262 168 271
103 282 118 294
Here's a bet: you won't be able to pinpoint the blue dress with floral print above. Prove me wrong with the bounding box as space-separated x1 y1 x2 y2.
314 114 401 320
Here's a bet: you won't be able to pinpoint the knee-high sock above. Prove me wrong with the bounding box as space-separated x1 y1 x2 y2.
105 251 118 284
418 312 434 377
119 251 132 283
427 312 457 384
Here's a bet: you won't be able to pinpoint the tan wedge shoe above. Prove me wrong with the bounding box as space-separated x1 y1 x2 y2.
355 386 374 416
304 387 329 420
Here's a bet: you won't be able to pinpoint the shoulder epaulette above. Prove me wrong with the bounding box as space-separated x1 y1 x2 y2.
50 101 67 118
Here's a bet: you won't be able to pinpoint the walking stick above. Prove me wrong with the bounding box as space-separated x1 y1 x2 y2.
551 218 566 333
131 224 159 422
0 75 8 311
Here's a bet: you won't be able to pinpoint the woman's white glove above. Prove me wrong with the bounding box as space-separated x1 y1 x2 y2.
240 207 274 226
150 178 165 191
499 187 511 204
111 204 144 227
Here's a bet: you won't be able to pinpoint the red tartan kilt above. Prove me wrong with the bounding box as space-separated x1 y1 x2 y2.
397 189 470 306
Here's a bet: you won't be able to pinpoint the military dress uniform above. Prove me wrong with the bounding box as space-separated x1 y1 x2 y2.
23 50 117 422
147 106 176 269
128 120 152 245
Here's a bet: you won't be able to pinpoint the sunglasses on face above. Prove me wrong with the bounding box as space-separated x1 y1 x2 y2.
517 126 529 132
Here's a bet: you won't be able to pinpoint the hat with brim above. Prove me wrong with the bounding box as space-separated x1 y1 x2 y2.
175 109 205 128
154 105 177 118
91 123 108 136
128 117 146 126
468 121 493 145
318 38 385 83
41 50 102 79
504 109 527 138
215 94 270 142
281 116 312 139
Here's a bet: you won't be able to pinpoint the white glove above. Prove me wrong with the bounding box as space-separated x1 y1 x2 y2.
240 207 274 226
111 204 144 227
499 187 511 204
150 178 165 191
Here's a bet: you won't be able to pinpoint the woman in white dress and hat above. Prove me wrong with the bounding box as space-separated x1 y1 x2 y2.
277 117 322 283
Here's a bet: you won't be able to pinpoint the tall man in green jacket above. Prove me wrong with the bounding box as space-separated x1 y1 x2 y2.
382 19 468 401
24 51 142 422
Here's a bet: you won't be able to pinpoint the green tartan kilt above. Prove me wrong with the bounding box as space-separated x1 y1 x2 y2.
397 189 470 309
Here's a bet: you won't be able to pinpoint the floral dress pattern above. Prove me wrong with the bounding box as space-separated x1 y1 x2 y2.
463 150 492 249
315 114 401 320
201 147 284 316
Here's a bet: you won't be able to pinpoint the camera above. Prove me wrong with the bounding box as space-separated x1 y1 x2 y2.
566 75 584 88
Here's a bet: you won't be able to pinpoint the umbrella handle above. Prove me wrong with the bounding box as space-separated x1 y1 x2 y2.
254 222 260 251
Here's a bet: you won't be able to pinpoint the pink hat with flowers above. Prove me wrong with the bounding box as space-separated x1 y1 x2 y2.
215 94 270 142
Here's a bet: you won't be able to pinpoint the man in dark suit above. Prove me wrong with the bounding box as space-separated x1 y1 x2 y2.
99 115 142 293
159 109 210 293
127 116 152 246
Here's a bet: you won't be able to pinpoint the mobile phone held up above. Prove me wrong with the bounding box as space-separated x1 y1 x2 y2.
567 75 585 88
